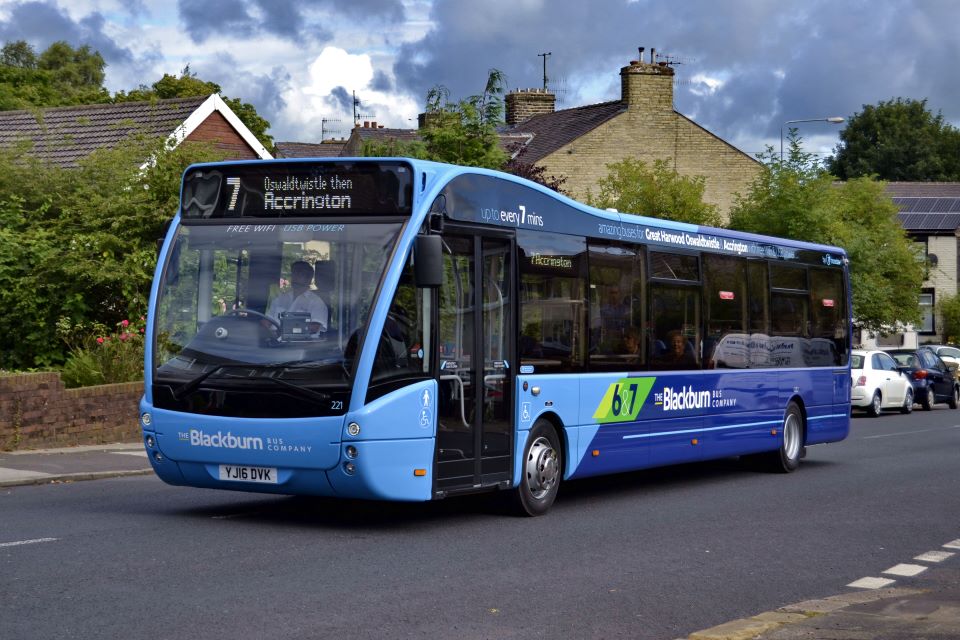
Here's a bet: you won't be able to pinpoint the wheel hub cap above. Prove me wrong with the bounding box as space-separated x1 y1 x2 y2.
525 437 558 498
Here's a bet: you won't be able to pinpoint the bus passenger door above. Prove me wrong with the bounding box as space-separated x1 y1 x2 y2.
435 233 514 493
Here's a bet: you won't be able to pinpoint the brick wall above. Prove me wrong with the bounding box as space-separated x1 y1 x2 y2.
0 373 142 451
186 111 259 160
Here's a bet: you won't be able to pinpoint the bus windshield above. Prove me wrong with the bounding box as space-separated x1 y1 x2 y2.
152 221 404 416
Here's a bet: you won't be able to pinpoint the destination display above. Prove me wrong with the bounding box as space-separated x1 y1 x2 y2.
180 160 414 219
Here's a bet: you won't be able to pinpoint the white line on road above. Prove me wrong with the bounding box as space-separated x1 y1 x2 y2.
883 563 927 577
943 539 960 550
0 537 58 548
915 550 955 563
847 577 896 589
861 425 960 439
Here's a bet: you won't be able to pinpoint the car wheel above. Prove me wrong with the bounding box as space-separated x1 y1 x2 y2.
921 386 933 411
950 385 959 409
866 391 882 417
900 387 914 414
511 420 562 516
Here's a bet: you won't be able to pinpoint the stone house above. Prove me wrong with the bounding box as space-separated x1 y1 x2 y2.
0 94 272 165
503 55 760 217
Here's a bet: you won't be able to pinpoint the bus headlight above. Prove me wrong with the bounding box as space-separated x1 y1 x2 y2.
345 445 358 459
343 461 356 475
141 412 152 427
145 435 155 448
347 422 361 437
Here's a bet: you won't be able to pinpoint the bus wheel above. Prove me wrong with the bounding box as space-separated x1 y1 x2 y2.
513 421 562 517
766 402 803 473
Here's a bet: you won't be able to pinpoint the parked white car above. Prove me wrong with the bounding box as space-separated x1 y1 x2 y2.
851 349 914 416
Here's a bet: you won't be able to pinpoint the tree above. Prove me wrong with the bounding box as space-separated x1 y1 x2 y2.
0 40 109 110
730 133 924 333
585 157 722 226
0 136 226 370
828 98 960 181
363 70 507 170
936 294 960 344
114 66 274 149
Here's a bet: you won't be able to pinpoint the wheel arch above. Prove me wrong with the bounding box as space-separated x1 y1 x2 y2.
530 411 568 477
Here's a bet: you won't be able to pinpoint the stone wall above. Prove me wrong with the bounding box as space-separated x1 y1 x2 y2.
0 372 142 451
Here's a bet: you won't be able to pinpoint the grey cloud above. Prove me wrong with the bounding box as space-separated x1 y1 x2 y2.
371 70 392 92
394 0 960 149
327 0 405 23
330 86 354 113
178 0 256 43
0 1 133 65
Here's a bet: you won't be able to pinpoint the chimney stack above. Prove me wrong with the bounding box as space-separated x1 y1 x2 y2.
505 88 556 126
620 48 674 112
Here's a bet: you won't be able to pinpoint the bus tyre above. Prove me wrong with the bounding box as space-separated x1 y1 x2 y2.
767 402 803 473
900 388 914 414
513 421 562 517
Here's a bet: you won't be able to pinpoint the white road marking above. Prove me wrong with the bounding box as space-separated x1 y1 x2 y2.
847 577 896 589
883 563 928 577
915 550 955 563
0 537 58 548
110 451 148 458
861 425 960 439
944 539 960 550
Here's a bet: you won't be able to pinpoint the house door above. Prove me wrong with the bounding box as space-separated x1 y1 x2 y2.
435 233 514 493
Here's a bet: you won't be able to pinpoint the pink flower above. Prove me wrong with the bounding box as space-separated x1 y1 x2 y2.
96 337 104 344
121 319 130 327
119 333 129 341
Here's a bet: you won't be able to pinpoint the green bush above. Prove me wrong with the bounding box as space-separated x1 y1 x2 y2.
60 318 145 388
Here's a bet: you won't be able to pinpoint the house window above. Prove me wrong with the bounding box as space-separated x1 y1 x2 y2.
919 290 935 334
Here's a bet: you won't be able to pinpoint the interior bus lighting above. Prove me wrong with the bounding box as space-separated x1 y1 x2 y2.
414 469 427 476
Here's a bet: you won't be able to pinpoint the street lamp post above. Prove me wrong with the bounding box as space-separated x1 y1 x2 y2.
780 117 845 161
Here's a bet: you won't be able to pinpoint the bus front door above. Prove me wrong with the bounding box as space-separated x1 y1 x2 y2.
435 234 514 493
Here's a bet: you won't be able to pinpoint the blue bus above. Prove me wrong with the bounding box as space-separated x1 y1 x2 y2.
140 158 851 515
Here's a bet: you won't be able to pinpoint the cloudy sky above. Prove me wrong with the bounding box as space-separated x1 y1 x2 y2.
1 0 957 158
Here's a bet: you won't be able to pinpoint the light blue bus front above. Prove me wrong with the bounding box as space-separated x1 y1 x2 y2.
141 159 437 501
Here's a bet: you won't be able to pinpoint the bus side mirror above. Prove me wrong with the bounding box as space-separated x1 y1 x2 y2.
414 235 442 288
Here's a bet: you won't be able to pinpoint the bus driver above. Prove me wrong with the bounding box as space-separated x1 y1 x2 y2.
268 260 328 333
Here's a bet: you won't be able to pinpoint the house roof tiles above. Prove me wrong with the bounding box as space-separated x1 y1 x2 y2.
0 96 207 167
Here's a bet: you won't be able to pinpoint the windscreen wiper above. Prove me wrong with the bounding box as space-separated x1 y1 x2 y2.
171 361 335 401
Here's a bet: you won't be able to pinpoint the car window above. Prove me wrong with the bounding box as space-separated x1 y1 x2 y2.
871 354 883 370
942 347 960 358
851 354 864 369
892 353 917 367
921 351 940 369
877 353 898 371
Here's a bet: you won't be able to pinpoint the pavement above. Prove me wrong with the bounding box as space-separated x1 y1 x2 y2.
2 444 959 639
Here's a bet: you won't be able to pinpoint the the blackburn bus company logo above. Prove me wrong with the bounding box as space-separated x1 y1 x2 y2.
180 428 263 450
821 254 843 266
226 177 241 211
658 386 711 411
